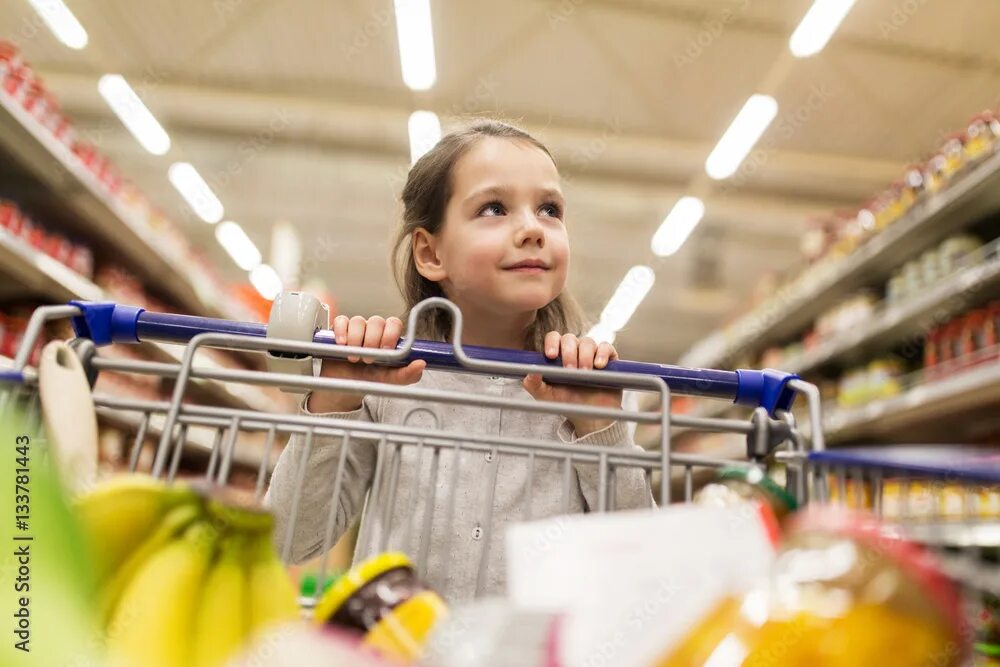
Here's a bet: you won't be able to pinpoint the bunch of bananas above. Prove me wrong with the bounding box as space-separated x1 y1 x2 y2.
75 475 301 667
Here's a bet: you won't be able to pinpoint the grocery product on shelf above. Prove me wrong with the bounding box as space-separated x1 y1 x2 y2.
814 290 877 340
0 199 95 278
836 356 905 409
655 509 967 666
682 107 1000 371
314 552 449 664
0 40 265 324
924 302 1000 380
965 112 1000 162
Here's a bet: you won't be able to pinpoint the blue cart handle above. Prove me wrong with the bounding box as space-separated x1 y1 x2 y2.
68 300 799 415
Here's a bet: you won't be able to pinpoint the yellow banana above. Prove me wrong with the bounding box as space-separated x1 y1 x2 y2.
100 501 203 624
106 521 218 667
246 529 300 638
191 533 248 667
75 475 197 582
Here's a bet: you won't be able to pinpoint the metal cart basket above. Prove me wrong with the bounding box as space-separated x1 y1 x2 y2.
2 297 996 634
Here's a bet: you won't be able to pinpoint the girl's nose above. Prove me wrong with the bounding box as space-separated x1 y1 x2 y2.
514 212 545 248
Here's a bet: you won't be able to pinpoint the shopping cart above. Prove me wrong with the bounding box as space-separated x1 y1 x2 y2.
1 297 815 587
1 296 996 646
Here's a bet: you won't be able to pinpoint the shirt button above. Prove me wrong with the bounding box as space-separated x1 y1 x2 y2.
472 524 483 540
485 451 495 462
489 375 500 381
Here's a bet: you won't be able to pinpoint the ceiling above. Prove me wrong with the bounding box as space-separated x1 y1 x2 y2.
3 0 1000 363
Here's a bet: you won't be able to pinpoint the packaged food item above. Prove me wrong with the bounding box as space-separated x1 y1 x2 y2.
900 163 926 209
920 247 941 287
3 63 30 98
924 326 943 377
694 466 799 522
923 131 967 196
902 259 923 298
879 480 1000 520
962 310 988 361
939 233 983 276
654 509 968 667
826 475 873 509
987 302 1000 358
868 357 903 401
314 552 448 663
0 41 20 81
887 269 906 306
939 320 965 370
875 183 907 229
964 111 1000 162
940 131 968 180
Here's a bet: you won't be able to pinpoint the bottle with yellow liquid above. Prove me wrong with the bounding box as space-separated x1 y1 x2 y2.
655 508 968 667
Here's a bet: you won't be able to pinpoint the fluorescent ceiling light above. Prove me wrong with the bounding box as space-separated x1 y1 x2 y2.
97 74 171 156
168 162 224 223
250 263 282 300
586 322 617 345
789 0 858 58
394 0 437 90
705 94 778 180
26 0 88 49
600 265 655 332
215 221 262 271
270 220 301 288
651 196 706 257
408 110 441 164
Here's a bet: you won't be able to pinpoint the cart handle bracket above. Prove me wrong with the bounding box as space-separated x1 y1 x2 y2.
69 300 145 346
735 368 799 414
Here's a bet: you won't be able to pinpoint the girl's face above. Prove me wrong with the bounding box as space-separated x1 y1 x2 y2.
413 136 570 318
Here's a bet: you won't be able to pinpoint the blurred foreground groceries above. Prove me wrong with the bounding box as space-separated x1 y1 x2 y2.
1 411 995 666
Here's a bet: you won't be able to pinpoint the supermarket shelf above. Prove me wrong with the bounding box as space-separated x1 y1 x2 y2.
0 227 103 301
823 362 1000 441
95 405 276 473
784 252 1000 375
0 230 272 411
0 91 220 318
904 521 1000 549
145 341 275 413
681 147 1000 369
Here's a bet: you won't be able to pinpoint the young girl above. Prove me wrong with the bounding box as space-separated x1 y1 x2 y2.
266 120 653 601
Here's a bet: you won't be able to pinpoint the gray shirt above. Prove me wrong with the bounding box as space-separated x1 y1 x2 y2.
264 369 654 601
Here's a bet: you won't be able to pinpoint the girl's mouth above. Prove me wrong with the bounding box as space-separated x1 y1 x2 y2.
503 259 551 273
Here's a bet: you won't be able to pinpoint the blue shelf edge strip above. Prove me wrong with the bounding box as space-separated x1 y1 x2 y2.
810 447 1000 484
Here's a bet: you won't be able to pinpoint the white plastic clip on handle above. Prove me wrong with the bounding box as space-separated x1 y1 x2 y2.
265 291 330 394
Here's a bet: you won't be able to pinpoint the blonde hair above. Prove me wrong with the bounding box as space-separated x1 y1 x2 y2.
392 119 585 351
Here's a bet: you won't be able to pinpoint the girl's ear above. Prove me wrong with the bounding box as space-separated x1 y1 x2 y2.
412 228 448 282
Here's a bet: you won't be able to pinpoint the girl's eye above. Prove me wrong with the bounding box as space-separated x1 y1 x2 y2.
539 202 563 218
478 201 505 217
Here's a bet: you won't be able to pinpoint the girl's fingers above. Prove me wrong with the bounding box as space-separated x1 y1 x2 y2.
383 316 404 349
346 316 366 362
578 337 597 370
397 359 426 384
560 333 578 368
522 373 546 399
595 341 615 368
333 315 350 345
361 316 385 364
544 331 561 359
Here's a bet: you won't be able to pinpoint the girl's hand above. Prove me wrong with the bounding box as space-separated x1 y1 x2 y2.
522 332 622 436
307 315 426 413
